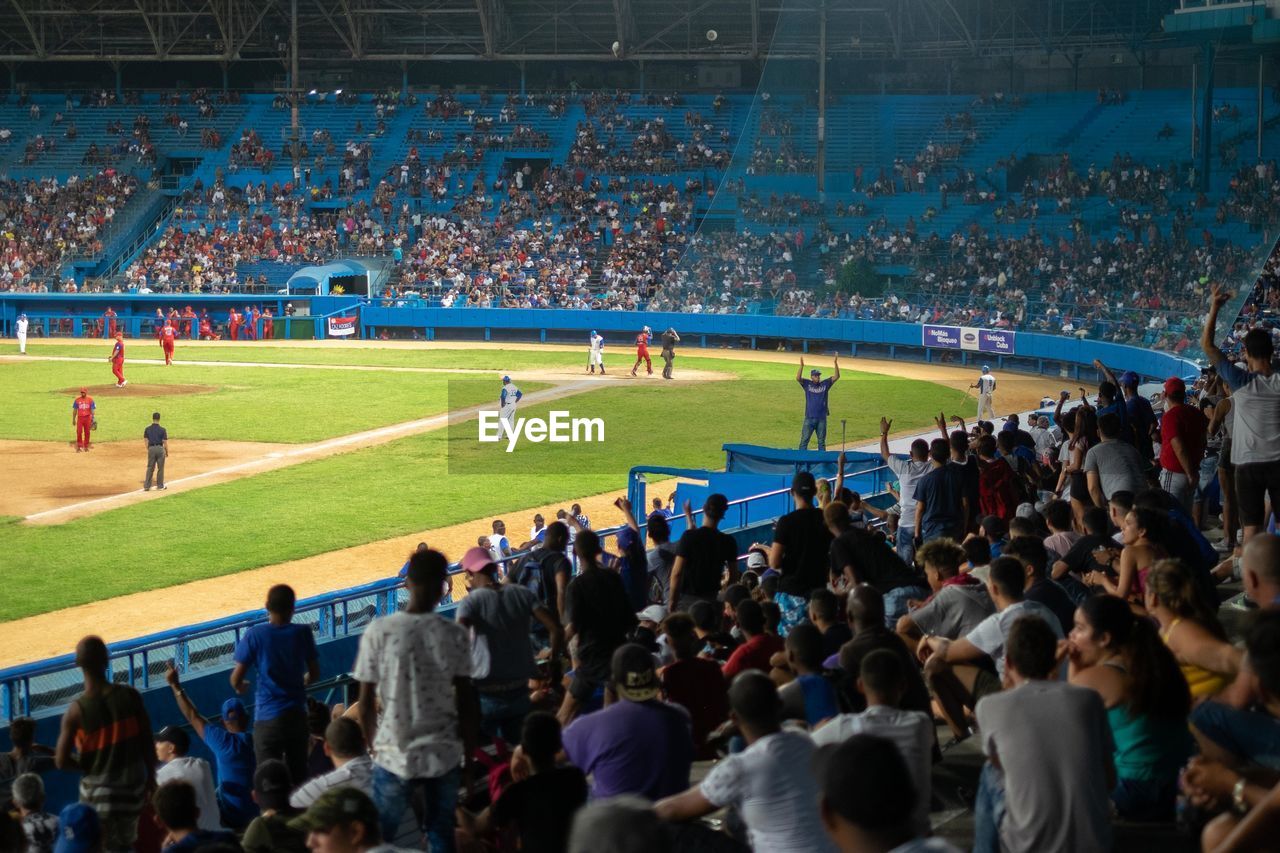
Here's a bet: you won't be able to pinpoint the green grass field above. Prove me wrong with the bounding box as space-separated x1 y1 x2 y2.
0 346 966 622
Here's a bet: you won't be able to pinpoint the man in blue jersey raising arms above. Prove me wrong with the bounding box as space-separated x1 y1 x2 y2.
798 355 840 451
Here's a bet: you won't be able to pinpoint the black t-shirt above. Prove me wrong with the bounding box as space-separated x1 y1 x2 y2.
774 506 833 596
491 766 589 853
676 526 738 599
836 628 932 716
952 457 981 518
565 567 636 671
829 528 922 595
1024 579 1077 635
821 623 853 660
1059 534 1113 577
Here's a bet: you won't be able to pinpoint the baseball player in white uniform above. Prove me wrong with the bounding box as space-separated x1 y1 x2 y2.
15 312 28 354
499 375 522 428
972 365 997 420
588 330 605 374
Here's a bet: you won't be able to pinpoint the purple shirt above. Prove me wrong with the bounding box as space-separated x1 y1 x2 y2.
561 699 693 801
800 378 834 419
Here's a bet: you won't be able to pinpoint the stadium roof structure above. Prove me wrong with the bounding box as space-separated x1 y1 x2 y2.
0 0 1191 64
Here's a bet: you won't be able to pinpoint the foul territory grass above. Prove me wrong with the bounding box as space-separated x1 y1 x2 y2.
0 360 540 444
0 367 964 622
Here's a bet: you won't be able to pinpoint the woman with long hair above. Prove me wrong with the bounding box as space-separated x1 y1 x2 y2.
1086 507 1167 604
1063 595 1193 820
1144 559 1241 700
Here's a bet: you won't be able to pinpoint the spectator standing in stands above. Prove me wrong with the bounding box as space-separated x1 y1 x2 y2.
12 774 58 853
289 719 373 809
241 760 305 853
660 613 729 759
457 546 563 743
510 521 572 632
914 439 970 545
55 635 156 853
1083 412 1149 507
354 548 478 849
770 471 833 634
1120 370 1158 463
1157 377 1208 512
1202 283 1280 543
656 671 837 852
879 429 932 564
562 644 693 801
154 727 220 832
0 717 53 806
973 616 1114 853
165 664 258 829
797 355 840 451
645 513 678 606
231 584 318 784
667 494 737 613
559 530 638 723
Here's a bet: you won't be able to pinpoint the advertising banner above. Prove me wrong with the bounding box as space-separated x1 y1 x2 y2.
327 315 358 337
921 325 962 349
979 329 1016 354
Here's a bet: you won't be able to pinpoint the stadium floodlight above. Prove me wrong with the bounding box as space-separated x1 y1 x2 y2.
706 29 718 42
612 40 622 57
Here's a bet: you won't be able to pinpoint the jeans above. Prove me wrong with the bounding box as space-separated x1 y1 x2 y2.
1160 469 1194 513
799 417 827 451
253 707 309 786
372 763 460 851
478 686 532 745
1191 701 1280 769
882 585 930 629
972 761 1006 853
895 526 917 566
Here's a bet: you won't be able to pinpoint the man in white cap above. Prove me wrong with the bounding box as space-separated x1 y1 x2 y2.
588 329 605 374
972 365 997 421
15 312 28 354
500 375 522 429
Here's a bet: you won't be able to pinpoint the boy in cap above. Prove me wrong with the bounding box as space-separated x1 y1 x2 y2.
242 760 305 853
288 787 411 853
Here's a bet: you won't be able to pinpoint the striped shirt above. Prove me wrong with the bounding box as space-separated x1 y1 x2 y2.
75 684 151 823
289 754 375 809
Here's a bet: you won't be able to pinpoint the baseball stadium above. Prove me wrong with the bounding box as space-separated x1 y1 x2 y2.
0 0 1278 850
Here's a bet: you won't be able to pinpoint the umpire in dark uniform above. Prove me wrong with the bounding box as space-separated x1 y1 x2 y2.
660 327 681 379
144 412 169 491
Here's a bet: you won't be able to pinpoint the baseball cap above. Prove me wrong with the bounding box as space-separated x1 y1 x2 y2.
460 546 497 574
221 697 247 722
254 760 292 796
810 368 821 376
79 387 87 393
982 365 990 372
591 329 597 335
616 527 639 551
288 786 380 834
636 604 668 624
746 551 768 571
155 725 190 754
1120 370 1140 387
1015 502 1039 520
1164 377 1186 397
611 643 659 702
54 803 101 853
792 471 817 499
502 374 510 382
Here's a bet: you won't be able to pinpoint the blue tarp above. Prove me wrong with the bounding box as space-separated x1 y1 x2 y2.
285 260 368 295
723 444 884 479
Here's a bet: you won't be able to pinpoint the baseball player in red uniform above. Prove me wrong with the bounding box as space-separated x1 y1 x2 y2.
72 388 95 451
631 325 653 376
160 320 177 365
103 307 118 338
180 305 195 337
261 308 274 340
109 332 127 387
228 308 241 341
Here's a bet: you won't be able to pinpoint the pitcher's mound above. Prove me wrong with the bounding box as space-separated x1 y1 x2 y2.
59 384 218 397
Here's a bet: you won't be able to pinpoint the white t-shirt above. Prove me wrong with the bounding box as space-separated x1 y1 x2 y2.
157 756 220 831
887 456 932 529
965 600 1063 680
289 754 375 809
812 706 933 835
699 731 837 853
352 610 471 779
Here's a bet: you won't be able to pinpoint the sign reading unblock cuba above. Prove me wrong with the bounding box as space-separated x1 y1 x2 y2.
327 316 358 337
923 324 1015 355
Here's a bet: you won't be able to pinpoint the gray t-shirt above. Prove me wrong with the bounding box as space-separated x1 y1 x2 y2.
909 582 994 639
1218 361 1280 465
456 585 541 684
647 542 678 603
976 681 1114 853
1081 439 1148 499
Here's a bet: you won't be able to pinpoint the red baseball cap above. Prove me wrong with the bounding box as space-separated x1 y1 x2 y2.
79 387 87 393
460 546 497 574
1163 377 1186 397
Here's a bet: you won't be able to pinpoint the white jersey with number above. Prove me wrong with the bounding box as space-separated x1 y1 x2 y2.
500 383 522 423
977 374 996 394
589 333 604 366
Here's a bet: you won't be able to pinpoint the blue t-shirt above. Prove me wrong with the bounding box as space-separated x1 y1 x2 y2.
912 464 966 536
800 378 834 419
796 673 840 727
201 725 257 828
1126 395 1156 442
232 622 317 721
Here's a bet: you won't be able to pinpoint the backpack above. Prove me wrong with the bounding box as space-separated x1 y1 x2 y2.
515 550 548 602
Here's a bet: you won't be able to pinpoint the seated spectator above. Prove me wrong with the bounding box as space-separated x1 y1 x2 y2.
1002 537 1075 634
242 760 305 853
569 796 670 853
722 598 785 679
457 545 564 742
152 780 240 851
1086 507 1167 603
973 616 1114 853
835 586 931 718
53 804 101 853
1241 533 1280 608
919 557 1064 745
165 663 258 829
155 726 220 832
0 717 53 807
895 538 993 658
1064 595 1193 820
1145 559 1241 700
777 623 840 727
1040 499 1080 562
826 502 927 628
689 599 738 662
1192 609 1280 769
458 711 587 853
813 650 933 836
807 589 852 660
1083 412 1150 506
817 733 960 853
12 773 58 853
1051 506 1113 589
659 613 729 760
962 536 993 584
562 643 693 801
289 719 373 809
656 671 837 852
287 787 395 853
